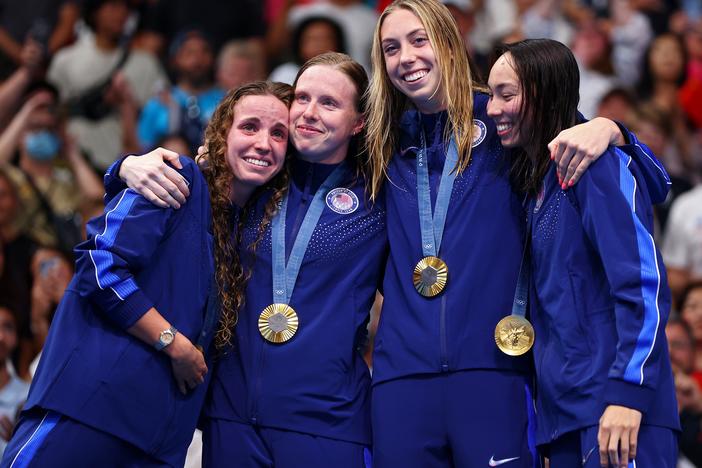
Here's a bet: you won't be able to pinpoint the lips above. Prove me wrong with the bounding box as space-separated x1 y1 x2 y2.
495 123 513 137
243 157 271 167
296 124 323 135
403 69 428 83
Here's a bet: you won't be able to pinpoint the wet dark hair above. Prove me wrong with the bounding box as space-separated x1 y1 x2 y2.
291 16 347 65
491 39 580 194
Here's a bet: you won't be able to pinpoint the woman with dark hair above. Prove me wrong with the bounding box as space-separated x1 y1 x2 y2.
486 38 679 468
115 52 385 467
0 81 292 468
636 33 695 179
269 16 347 84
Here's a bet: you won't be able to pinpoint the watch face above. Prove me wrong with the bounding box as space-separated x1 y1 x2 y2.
160 330 175 345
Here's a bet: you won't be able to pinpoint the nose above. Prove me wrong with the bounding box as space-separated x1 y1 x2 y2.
253 131 272 154
302 101 318 121
399 44 416 66
486 96 500 118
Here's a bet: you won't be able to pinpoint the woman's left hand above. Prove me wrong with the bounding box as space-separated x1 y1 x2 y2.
597 404 642 468
548 117 624 189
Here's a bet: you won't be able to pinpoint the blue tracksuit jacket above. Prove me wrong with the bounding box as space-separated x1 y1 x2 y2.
527 148 680 445
202 156 387 445
372 93 671 386
23 156 215 467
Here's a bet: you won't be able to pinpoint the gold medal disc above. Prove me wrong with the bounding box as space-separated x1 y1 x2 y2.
494 315 535 356
258 304 299 343
413 256 448 297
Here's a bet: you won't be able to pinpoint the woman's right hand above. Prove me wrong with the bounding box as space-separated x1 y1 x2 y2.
119 147 190 209
164 333 208 395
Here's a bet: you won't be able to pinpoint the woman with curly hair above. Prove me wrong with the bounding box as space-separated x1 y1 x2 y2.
117 52 385 467
0 81 292 468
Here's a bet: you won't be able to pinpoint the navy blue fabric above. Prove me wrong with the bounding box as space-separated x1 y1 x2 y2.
20 157 215 467
371 370 538 468
373 94 531 383
372 94 669 386
527 149 679 445
203 157 387 445
202 418 371 468
546 424 677 468
1 410 171 468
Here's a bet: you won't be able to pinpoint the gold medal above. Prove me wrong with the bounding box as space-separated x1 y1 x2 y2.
258 304 299 343
413 256 448 297
494 315 535 356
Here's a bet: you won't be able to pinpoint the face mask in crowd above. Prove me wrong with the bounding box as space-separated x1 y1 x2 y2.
24 130 62 161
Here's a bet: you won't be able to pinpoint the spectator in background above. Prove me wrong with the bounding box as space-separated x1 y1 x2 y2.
269 16 347 84
596 86 636 123
603 0 653 86
0 39 47 128
269 0 377 72
571 21 617 118
439 0 476 54
136 0 266 57
521 0 575 47
0 304 29 458
467 0 518 72
629 103 693 234
666 317 702 467
0 82 103 253
636 33 696 179
48 0 167 171
663 187 702 306
680 282 702 370
26 248 72 377
137 29 224 154
678 19 702 130
216 39 267 92
0 0 79 79
0 170 36 381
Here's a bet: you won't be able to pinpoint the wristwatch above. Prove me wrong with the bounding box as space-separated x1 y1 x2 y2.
154 326 178 351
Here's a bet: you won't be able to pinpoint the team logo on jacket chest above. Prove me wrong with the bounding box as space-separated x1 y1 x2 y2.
326 188 359 214
472 119 487 147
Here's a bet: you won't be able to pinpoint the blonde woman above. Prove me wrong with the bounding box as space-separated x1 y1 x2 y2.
365 1 671 467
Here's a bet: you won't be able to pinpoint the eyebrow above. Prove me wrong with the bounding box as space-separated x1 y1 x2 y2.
381 28 426 44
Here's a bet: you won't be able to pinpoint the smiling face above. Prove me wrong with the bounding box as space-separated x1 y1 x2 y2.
486 53 525 148
225 94 289 203
380 8 445 114
290 64 364 165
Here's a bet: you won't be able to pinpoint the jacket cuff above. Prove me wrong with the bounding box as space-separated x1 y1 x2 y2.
103 155 130 200
605 378 656 414
109 289 153 330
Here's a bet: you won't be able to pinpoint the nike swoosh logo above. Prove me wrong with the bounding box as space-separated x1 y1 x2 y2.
489 456 520 466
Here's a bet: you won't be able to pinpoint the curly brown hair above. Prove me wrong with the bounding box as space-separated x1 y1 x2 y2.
200 81 293 350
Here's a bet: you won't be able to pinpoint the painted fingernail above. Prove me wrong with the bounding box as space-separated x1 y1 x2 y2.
568 180 574 187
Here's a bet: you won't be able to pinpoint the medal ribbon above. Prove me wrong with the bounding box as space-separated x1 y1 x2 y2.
512 214 533 318
271 161 350 305
417 129 459 258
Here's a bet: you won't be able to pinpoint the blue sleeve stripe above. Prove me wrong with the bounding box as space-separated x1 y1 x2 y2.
617 150 662 385
88 190 140 301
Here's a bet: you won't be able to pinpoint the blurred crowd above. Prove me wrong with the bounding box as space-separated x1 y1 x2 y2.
0 0 700 465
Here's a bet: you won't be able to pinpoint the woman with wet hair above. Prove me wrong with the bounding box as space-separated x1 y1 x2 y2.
1 81 292 468
486 38 679 468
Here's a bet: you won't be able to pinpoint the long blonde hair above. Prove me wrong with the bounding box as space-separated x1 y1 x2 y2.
366 0 484 199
